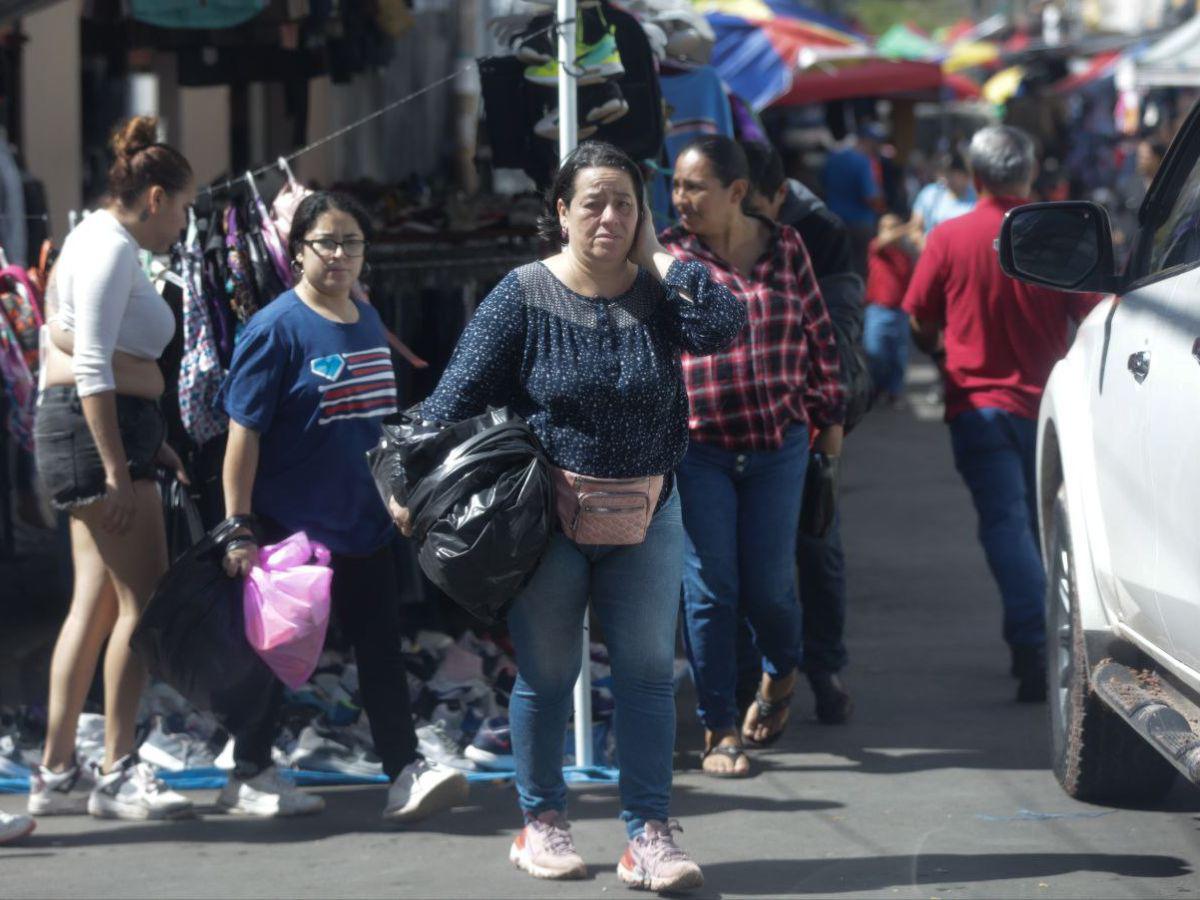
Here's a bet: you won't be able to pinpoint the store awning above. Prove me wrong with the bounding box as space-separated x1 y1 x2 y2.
1135 14 1200 88
771 58 948 106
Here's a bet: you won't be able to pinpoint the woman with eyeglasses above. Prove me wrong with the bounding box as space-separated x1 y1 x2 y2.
216 191 469 822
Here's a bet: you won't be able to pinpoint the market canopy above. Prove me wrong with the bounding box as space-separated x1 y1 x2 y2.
876 23 944 61
694 0 869 109
1134 14 1200 87
771 59 952 106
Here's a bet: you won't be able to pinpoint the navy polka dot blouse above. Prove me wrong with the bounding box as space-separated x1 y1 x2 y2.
421 258 745 484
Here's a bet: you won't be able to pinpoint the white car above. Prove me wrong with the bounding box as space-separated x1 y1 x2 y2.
997 121 1200 805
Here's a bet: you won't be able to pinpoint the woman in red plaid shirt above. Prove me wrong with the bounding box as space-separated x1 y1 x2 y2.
661 136 846 777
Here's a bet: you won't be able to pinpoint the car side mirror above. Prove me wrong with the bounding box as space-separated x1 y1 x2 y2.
998 201 1121 294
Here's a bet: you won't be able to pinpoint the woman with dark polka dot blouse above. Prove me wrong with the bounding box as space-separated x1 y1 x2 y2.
397 141 744 893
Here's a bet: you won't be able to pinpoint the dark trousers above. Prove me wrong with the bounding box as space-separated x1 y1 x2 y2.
949 408 1045 648
735 509 848 705
233 540 419 781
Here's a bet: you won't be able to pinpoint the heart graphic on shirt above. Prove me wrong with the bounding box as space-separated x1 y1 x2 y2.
309 354 346 382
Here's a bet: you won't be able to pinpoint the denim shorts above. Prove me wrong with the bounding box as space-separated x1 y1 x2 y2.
34 386 165 510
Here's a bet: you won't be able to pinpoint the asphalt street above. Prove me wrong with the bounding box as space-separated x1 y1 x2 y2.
2 364 1198 899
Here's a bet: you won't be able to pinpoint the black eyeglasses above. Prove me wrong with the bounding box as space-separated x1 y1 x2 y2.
304 238 368 258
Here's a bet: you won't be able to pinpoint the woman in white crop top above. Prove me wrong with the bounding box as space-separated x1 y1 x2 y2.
30 117 197 821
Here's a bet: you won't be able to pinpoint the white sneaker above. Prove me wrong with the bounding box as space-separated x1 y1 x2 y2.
28 762 95 816
382 759 469 823
217 766 325 818
87 757 194 821
416 720 477 772
0 810 36 844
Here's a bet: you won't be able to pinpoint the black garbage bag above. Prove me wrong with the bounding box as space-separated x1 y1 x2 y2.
131 518 277 731
367 406 554 623
159 474 204 564
799 453 840 540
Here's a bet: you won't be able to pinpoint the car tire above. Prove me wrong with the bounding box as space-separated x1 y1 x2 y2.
1046 485 1177 806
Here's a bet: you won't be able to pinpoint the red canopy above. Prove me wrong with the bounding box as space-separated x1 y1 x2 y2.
771 59 950 106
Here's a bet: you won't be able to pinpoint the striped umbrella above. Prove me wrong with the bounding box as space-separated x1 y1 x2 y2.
692 0 869 109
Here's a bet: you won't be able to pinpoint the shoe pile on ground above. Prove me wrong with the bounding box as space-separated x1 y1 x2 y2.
0 629 635 790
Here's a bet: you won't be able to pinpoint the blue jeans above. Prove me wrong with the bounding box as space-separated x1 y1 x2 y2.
678 427 808 731
735 507 848 709
949 408 1045 648
864 304 910 398
507 490 683 838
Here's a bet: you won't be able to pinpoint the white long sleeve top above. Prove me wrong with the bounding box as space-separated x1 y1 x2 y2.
53 210 175 396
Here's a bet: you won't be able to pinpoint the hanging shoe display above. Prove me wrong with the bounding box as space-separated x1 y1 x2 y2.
524 26 624 86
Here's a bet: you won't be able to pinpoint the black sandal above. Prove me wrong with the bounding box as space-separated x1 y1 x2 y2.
742 688 794 748
700 744 751 779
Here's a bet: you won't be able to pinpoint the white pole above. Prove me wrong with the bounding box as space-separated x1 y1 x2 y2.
557 0 593 769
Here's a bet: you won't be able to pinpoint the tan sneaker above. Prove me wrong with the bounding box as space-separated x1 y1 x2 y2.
617 820 704 893
508 810 587 880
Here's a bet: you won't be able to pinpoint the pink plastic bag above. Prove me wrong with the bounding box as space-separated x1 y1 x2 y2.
243 532 334 689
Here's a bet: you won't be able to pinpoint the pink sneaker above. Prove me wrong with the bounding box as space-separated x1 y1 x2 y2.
508 810 587 880
617 820 704 893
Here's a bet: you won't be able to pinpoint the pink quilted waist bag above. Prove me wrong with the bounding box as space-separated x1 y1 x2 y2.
552 467 664 546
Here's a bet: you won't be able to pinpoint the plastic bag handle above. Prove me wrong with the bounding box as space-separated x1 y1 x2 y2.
309 541 332 567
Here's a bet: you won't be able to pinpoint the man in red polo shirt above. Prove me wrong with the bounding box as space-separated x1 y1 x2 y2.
902 125 1100 703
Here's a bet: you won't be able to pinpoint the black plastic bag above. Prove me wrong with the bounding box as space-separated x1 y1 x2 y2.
160 474 204 564
367 406 554 623
131 519 277 731
799 453 840 540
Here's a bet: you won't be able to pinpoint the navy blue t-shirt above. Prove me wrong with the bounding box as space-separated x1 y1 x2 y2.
220 291 398 555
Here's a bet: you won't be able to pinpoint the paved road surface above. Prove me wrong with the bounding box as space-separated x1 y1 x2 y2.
3 369 1198 899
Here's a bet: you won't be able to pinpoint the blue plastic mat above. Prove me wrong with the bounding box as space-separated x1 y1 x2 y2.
0 765 618 794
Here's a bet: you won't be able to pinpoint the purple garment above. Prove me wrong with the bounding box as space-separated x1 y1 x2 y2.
728 93 767 143
253 194 295 289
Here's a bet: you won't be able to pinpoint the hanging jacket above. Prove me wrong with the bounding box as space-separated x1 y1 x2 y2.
178 217 230 446
0 312 34 451
252 193 293 289
225 204 262 325
0 266 42 374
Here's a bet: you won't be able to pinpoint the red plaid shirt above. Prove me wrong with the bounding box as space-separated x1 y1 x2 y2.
660 222 846 452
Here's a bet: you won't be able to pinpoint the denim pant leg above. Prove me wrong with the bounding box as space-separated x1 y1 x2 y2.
863 304 892 394
589 490 684 837
864 305 909 397
949 408 1046 648
884 307 910 397
737 427 808 681
796 507 848 674
677 443 742 731
506 531 591 820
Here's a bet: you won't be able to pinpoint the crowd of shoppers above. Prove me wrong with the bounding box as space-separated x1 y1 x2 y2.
1 110 1094 899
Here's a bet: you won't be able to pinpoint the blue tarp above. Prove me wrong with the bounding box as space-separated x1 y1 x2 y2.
0 765 619 794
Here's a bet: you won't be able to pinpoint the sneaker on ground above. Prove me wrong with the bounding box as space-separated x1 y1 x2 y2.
382 759 468 824
288 724 383 777
416 720 477 772
525 28 624 86
0 735 31 779
88 756 194 821
509 810 587 880
218 766 325 818
464 716 514 771
0 810 35 844
617 820 704 893
138 717 218 772
28 761 95 816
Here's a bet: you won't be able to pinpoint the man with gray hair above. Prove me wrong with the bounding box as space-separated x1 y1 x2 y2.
902 125 1100 703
